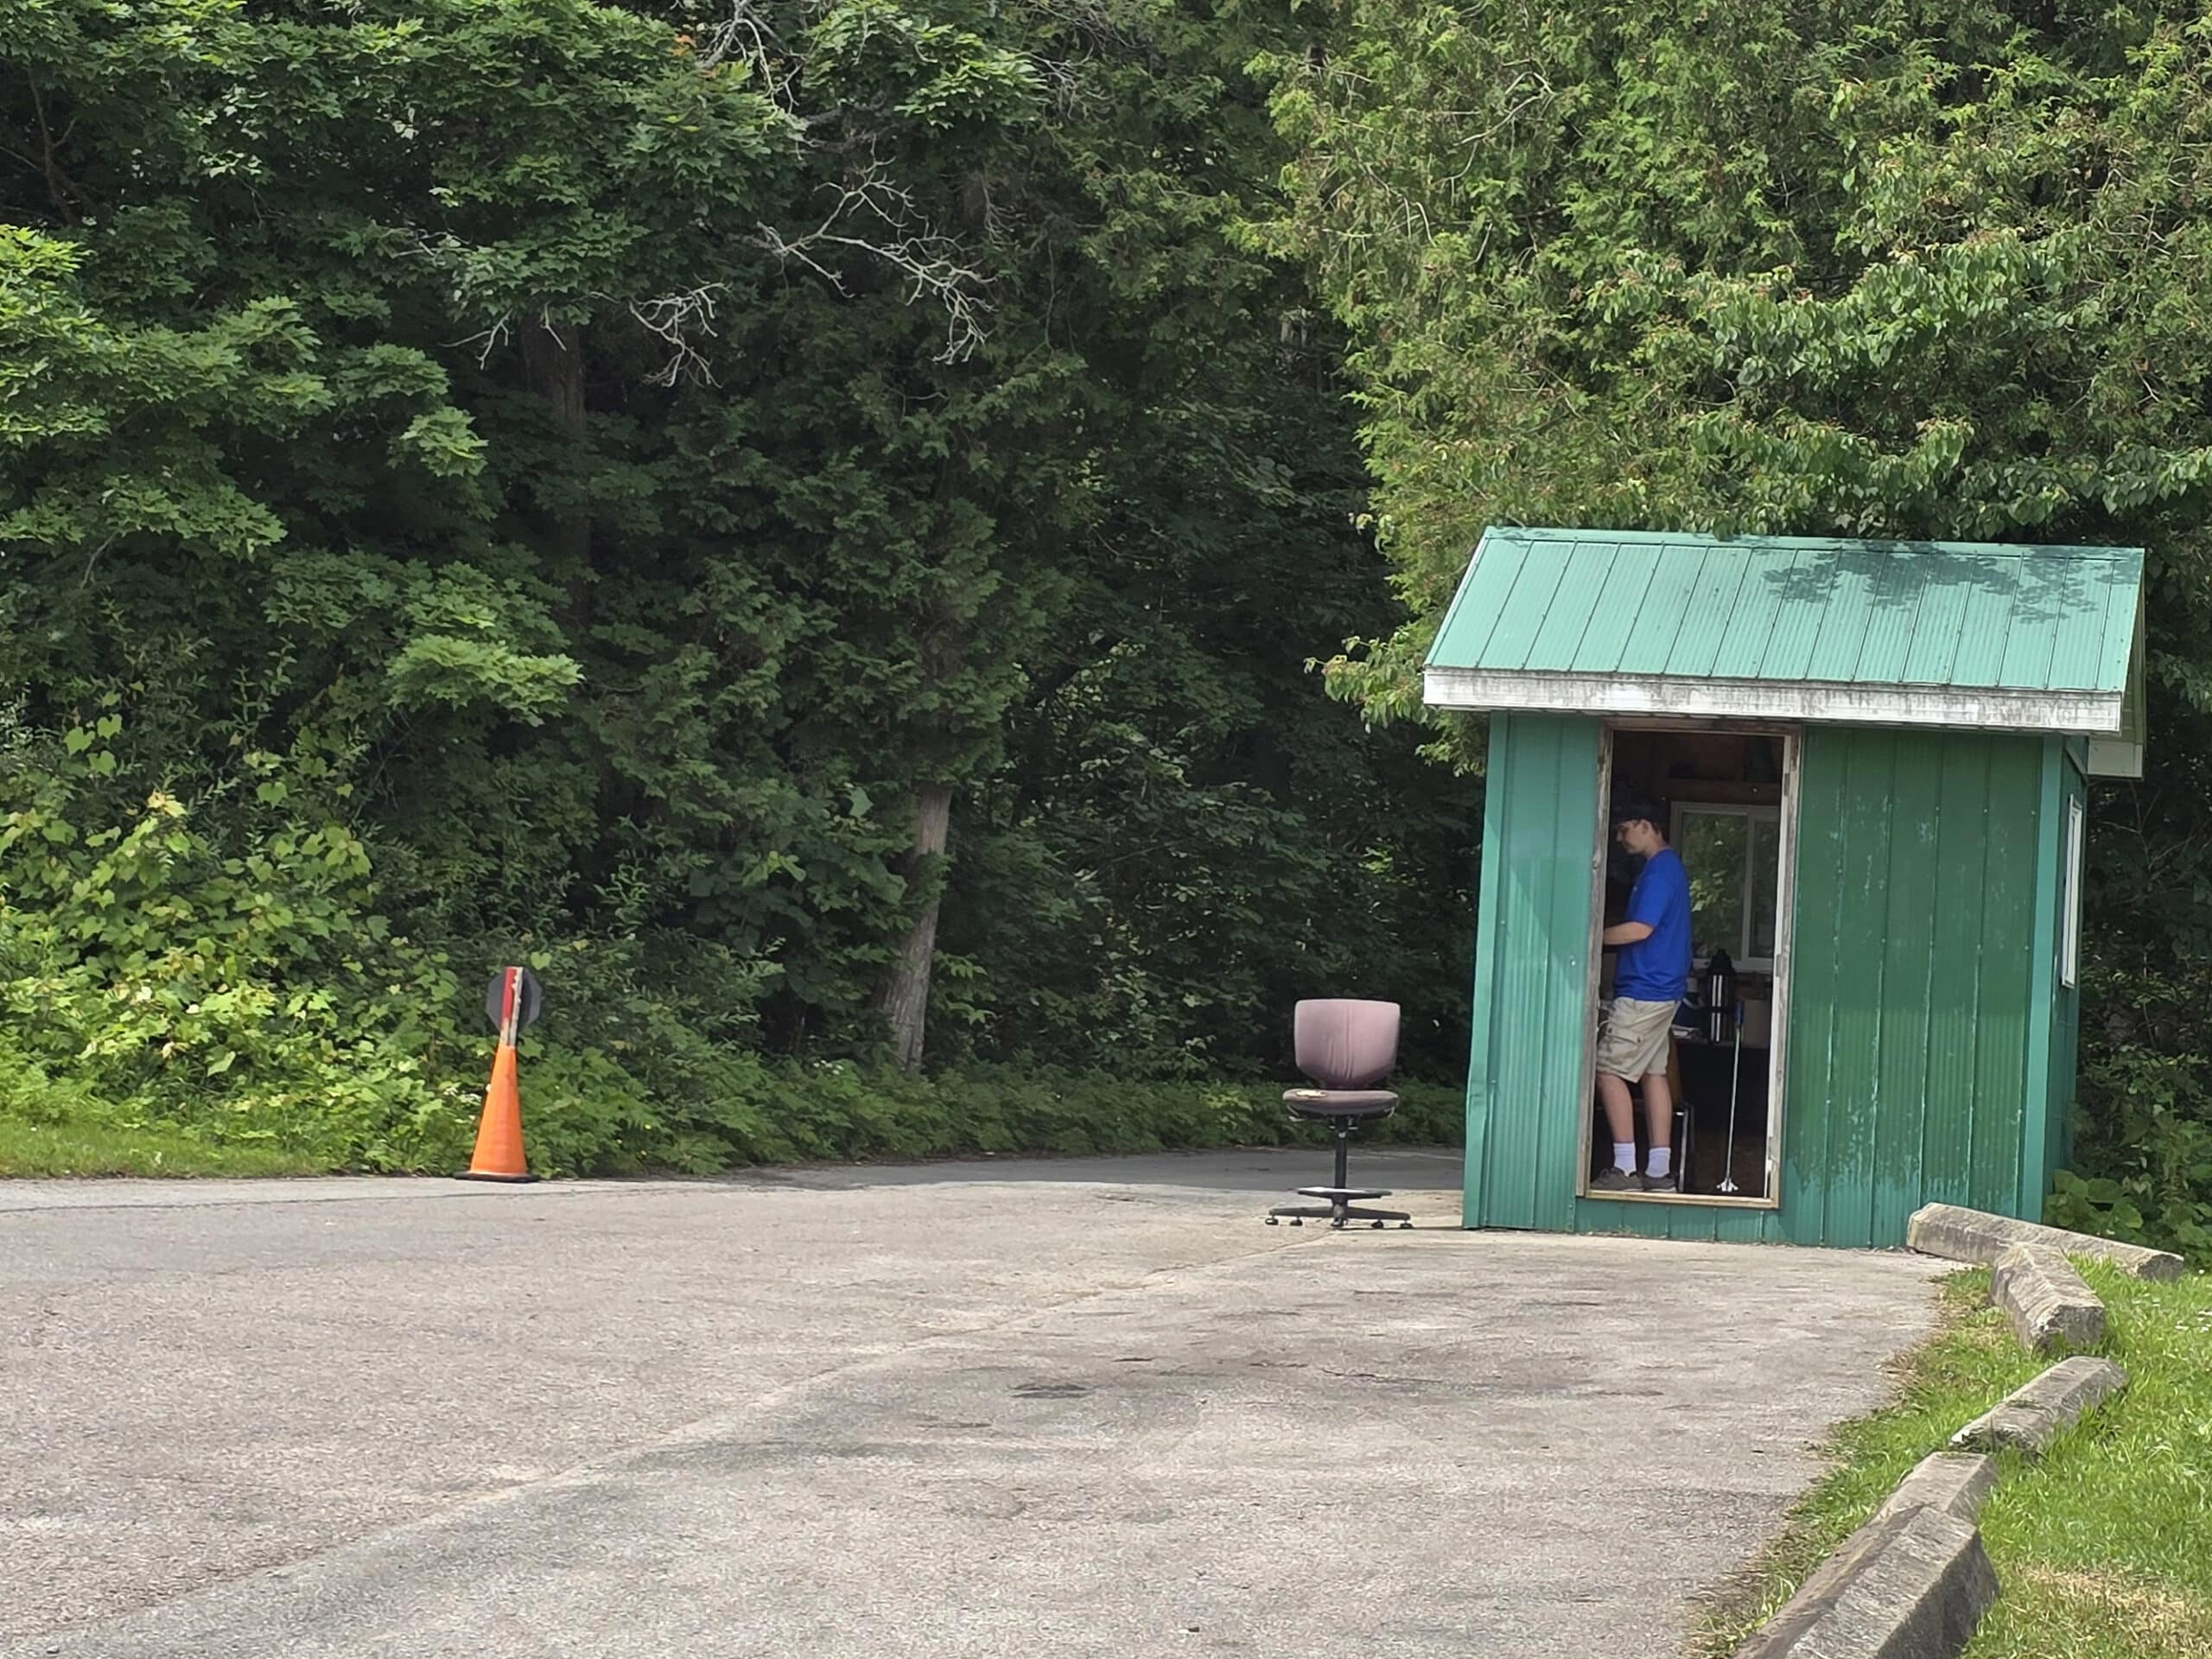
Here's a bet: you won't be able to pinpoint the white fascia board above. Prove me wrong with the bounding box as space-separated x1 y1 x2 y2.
1421 667 2122 734
2086 736 2144 779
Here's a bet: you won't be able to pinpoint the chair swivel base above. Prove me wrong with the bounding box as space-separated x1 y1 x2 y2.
1267 1186 1413 1230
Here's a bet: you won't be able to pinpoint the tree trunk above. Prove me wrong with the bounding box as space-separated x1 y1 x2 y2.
521 321 593 627
880 783 953 1071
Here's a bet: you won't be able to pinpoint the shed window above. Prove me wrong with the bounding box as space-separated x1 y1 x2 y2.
2063 796 2084 988
1672 804 1780 972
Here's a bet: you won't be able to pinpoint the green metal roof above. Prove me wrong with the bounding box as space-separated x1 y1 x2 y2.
1422 529 2145 771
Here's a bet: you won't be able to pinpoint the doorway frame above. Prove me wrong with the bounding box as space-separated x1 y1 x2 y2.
1573 721 1800 1210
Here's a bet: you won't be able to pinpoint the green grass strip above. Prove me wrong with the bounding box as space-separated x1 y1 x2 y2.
0 1116 328 1178
1695 1267 2212 1659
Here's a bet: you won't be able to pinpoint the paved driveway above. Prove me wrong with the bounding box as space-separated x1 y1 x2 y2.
0 1150 1937 1657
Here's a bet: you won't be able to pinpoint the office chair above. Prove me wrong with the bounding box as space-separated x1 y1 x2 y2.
1265 999 1413 1230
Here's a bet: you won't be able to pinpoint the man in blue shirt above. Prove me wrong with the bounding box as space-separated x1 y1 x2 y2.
1592 798 1694 1193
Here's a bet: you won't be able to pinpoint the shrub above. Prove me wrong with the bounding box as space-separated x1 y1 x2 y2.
1 721 1465 1179
2053 966 2212 1255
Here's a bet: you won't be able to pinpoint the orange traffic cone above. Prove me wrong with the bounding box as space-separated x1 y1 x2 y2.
458 967 537 1183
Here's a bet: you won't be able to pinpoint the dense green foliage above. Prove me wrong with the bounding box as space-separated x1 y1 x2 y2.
1269 0 2212 1248
16 0 2212 1217
0 0 1477 1173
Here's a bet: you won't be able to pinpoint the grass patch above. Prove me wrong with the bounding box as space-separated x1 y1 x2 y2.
1692 1266 2212 1659
0 1116 330 1178
1967 1265 2212 1658
0 1070 1465 1180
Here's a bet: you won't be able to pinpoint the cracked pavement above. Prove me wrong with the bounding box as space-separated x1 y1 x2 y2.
0 1149 1939 1657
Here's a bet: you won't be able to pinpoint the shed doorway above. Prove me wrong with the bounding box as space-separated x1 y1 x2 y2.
1580 726 1797 1206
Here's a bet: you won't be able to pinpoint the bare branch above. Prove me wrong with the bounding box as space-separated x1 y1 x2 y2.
694 0 794 108
28 79 81 226
627 284 727 386
79 533 117 589
753 162 991 361
448 311 514 370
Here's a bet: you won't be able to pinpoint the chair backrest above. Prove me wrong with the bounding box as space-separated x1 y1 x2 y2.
1294 999 1400 1090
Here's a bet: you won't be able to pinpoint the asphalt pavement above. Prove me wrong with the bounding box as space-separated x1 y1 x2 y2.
0 1149 1940 1657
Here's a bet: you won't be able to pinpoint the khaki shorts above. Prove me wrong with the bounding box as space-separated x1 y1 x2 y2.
1597 996 1676 1080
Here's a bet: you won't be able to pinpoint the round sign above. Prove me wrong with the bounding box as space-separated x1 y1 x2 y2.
484 966 544 1033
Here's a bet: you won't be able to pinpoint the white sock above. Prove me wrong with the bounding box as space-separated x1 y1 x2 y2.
1613 1142 1637 1174
1647 1147 1672 1179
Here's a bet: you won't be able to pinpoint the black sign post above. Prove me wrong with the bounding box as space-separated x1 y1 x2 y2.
485 966 544 1039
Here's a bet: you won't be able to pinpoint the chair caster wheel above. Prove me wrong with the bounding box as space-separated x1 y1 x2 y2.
1288 1218 1302 1227
1399 1222 1414 1230
1265 1216 1279 1225
1371 1219 1385 1229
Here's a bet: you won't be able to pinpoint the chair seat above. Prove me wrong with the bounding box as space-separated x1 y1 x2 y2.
1284 1088 1398 1119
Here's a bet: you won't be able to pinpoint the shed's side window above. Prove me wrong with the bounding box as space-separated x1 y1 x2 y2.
1672 803 1779 971
2063 796 2084 989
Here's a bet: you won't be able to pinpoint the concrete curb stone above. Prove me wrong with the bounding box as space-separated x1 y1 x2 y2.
1905 1203 2183 1280
1735 1278 2133 1657
1991 1244 2106 1354
1871 1452 1999 1528
1950 1355 2128 1458
1731 1504 1997 1659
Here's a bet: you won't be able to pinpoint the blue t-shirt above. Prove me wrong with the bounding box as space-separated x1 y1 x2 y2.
1615 847 1692 1004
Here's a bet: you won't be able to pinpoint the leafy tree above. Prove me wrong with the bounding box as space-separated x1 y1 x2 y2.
3 0 1467 1174
1268 0 2212 1240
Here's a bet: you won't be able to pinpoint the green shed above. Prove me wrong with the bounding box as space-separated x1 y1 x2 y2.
1427 528 2146 1248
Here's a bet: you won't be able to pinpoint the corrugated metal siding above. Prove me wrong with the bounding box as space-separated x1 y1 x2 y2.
2022 740 2062 1217
1465 717 2062 1248
1463 714 1599 1231
1783 728 2044 1243
1471 714 1794 1243
2055 755 2084 1179
1430 530 2142 695
1573 1199 1787 1243
2037 747 2086 1205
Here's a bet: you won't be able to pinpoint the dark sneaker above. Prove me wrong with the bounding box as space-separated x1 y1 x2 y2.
1642 1172 1679 1193
1591 1167 1641 1193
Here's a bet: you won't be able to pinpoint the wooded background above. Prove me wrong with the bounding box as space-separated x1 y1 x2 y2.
4 0 2207 1249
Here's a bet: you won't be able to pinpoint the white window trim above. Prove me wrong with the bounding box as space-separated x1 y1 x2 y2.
1669 801 1781 975
2063 797 2084 989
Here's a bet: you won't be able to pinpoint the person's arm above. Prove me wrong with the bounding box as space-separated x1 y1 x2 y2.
1606 855 1669 949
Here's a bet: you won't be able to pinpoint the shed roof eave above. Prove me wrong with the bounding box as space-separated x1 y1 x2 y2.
1421 667 2123 735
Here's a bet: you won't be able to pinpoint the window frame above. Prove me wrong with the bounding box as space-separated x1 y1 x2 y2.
1669 800 1782 974
2062 795 2084 990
